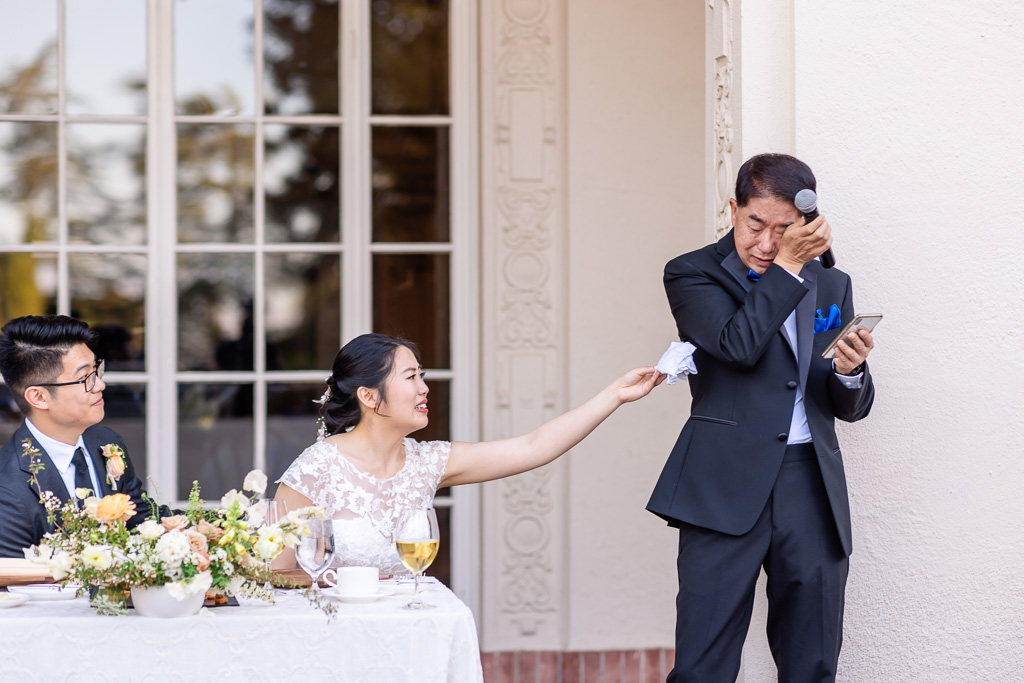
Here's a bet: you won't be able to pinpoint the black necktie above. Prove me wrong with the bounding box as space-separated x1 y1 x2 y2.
71 448 92 500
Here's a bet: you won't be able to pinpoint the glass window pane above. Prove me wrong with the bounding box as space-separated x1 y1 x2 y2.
372 126 449 242
101 383 147 484
0 0 57 114
415 378 449 442
177 253 255 371
66 0 147 116
178 123 255 244
432 504 450 588
0 253 57 320
265 252 340 371
175 0 254 116
0 385 22 445
70 253 146 372
264 124 340 243
266 382 321 498
264 0 340 115
67 124 146 245
0 121 58 244
177 383 253 501
371 0 449 116
372 253 449 368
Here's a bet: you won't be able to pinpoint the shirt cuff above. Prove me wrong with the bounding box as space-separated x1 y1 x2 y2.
832 361 864 389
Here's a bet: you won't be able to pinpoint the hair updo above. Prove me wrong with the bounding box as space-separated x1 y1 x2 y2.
320 333 421 435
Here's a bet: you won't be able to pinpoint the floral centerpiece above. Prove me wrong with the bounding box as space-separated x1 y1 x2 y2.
22 440 324 616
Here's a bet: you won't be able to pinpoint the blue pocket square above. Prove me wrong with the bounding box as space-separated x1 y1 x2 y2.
814 305 842 334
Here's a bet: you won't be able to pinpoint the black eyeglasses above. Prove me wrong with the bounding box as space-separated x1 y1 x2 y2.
37 359 105 393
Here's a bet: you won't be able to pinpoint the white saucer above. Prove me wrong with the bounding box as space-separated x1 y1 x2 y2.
7 584 79 601
324 586 396 603
0 592 30 608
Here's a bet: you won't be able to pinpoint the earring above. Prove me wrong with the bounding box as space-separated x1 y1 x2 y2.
316 417 328 443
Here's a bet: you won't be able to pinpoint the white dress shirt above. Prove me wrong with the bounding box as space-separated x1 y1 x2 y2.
783 272 864 445
25 419 101 498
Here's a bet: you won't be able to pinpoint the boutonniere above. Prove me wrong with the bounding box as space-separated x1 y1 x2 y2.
101 444 126 491
814 304 842 334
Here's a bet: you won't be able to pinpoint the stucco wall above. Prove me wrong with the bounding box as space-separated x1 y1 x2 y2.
563 0 704 650
737 1 1024 680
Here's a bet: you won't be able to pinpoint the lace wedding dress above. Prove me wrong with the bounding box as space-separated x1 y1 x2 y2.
278 438 450 577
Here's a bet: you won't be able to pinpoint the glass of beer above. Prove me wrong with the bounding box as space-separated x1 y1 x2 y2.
394 507 440 610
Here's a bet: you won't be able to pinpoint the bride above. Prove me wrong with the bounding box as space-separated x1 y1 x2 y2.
274 333 663 577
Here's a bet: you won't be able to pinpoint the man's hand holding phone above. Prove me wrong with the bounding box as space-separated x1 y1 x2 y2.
824 314 881 375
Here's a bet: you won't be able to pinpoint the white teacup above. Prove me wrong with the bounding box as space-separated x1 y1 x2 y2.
323 566 377 596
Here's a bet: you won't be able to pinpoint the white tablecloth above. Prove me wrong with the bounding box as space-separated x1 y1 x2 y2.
0 579 483 683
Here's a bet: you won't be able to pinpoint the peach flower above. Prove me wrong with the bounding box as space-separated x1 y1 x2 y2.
197 519 224 542
195 551 211 572
161 515 189 532
94 493 136 523
184 528 208 554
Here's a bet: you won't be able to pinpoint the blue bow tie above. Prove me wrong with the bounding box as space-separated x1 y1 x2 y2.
747 269 761 282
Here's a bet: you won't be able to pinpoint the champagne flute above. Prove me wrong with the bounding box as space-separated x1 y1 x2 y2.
394 507 440 610
262 500 289 592
295 518 336 591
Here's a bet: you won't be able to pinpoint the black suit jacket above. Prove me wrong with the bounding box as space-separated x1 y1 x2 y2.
647 230 874 556
0 422 153 558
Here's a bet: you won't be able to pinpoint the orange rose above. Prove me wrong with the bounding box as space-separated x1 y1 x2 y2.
95 493 136 523
161 515 189 532
184 529 208 554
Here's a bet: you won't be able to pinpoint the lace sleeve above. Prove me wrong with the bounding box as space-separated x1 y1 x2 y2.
276 442 348 514
404 439 451 501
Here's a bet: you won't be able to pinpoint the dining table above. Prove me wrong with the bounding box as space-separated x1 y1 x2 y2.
0 576 483 683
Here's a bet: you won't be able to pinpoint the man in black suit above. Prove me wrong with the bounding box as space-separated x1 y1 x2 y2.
648 154 876 682
0 315 152 558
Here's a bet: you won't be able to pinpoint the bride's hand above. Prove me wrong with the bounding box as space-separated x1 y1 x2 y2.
613 367 666 404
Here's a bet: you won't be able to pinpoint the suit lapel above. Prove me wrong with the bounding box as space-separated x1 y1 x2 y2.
14 424 73 503
722 249 799 355
796 268 817 390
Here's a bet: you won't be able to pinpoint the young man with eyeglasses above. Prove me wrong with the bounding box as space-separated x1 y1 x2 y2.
0 315 152 558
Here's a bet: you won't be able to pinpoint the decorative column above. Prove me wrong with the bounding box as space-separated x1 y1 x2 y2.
708 0 737 241
480 0 568 651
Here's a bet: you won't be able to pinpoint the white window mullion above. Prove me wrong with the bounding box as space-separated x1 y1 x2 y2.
341 0 370 340
449 0 482 621
252 0 267 475
148 0 179 499
56 0 69 315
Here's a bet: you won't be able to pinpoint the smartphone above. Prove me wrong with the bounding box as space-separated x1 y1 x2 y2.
821 314 883 359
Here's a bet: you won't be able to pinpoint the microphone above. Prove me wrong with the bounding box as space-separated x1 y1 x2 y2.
794 189 835 268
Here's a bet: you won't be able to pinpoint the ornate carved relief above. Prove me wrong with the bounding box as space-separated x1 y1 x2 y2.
709 0 736 240
482 0 566 647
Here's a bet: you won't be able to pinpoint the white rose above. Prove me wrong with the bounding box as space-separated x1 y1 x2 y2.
82 545 113 570
83 497 100 520
220 489 250 512
242 470 267 495
137 519 166 540
155 530 192 567
25 544 52 563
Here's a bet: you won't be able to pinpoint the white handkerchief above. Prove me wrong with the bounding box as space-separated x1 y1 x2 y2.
656 341 698 385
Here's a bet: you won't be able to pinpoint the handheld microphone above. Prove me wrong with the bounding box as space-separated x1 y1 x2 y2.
794 189 835 268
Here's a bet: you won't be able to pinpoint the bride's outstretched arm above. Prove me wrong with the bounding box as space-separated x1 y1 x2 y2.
440 366 664 487
270 484 314 569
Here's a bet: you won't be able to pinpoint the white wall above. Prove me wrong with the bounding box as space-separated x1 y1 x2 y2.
738 1 1024 680
563 0 704 650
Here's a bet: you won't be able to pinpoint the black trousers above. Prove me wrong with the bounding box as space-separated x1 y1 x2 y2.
667 443 849 683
